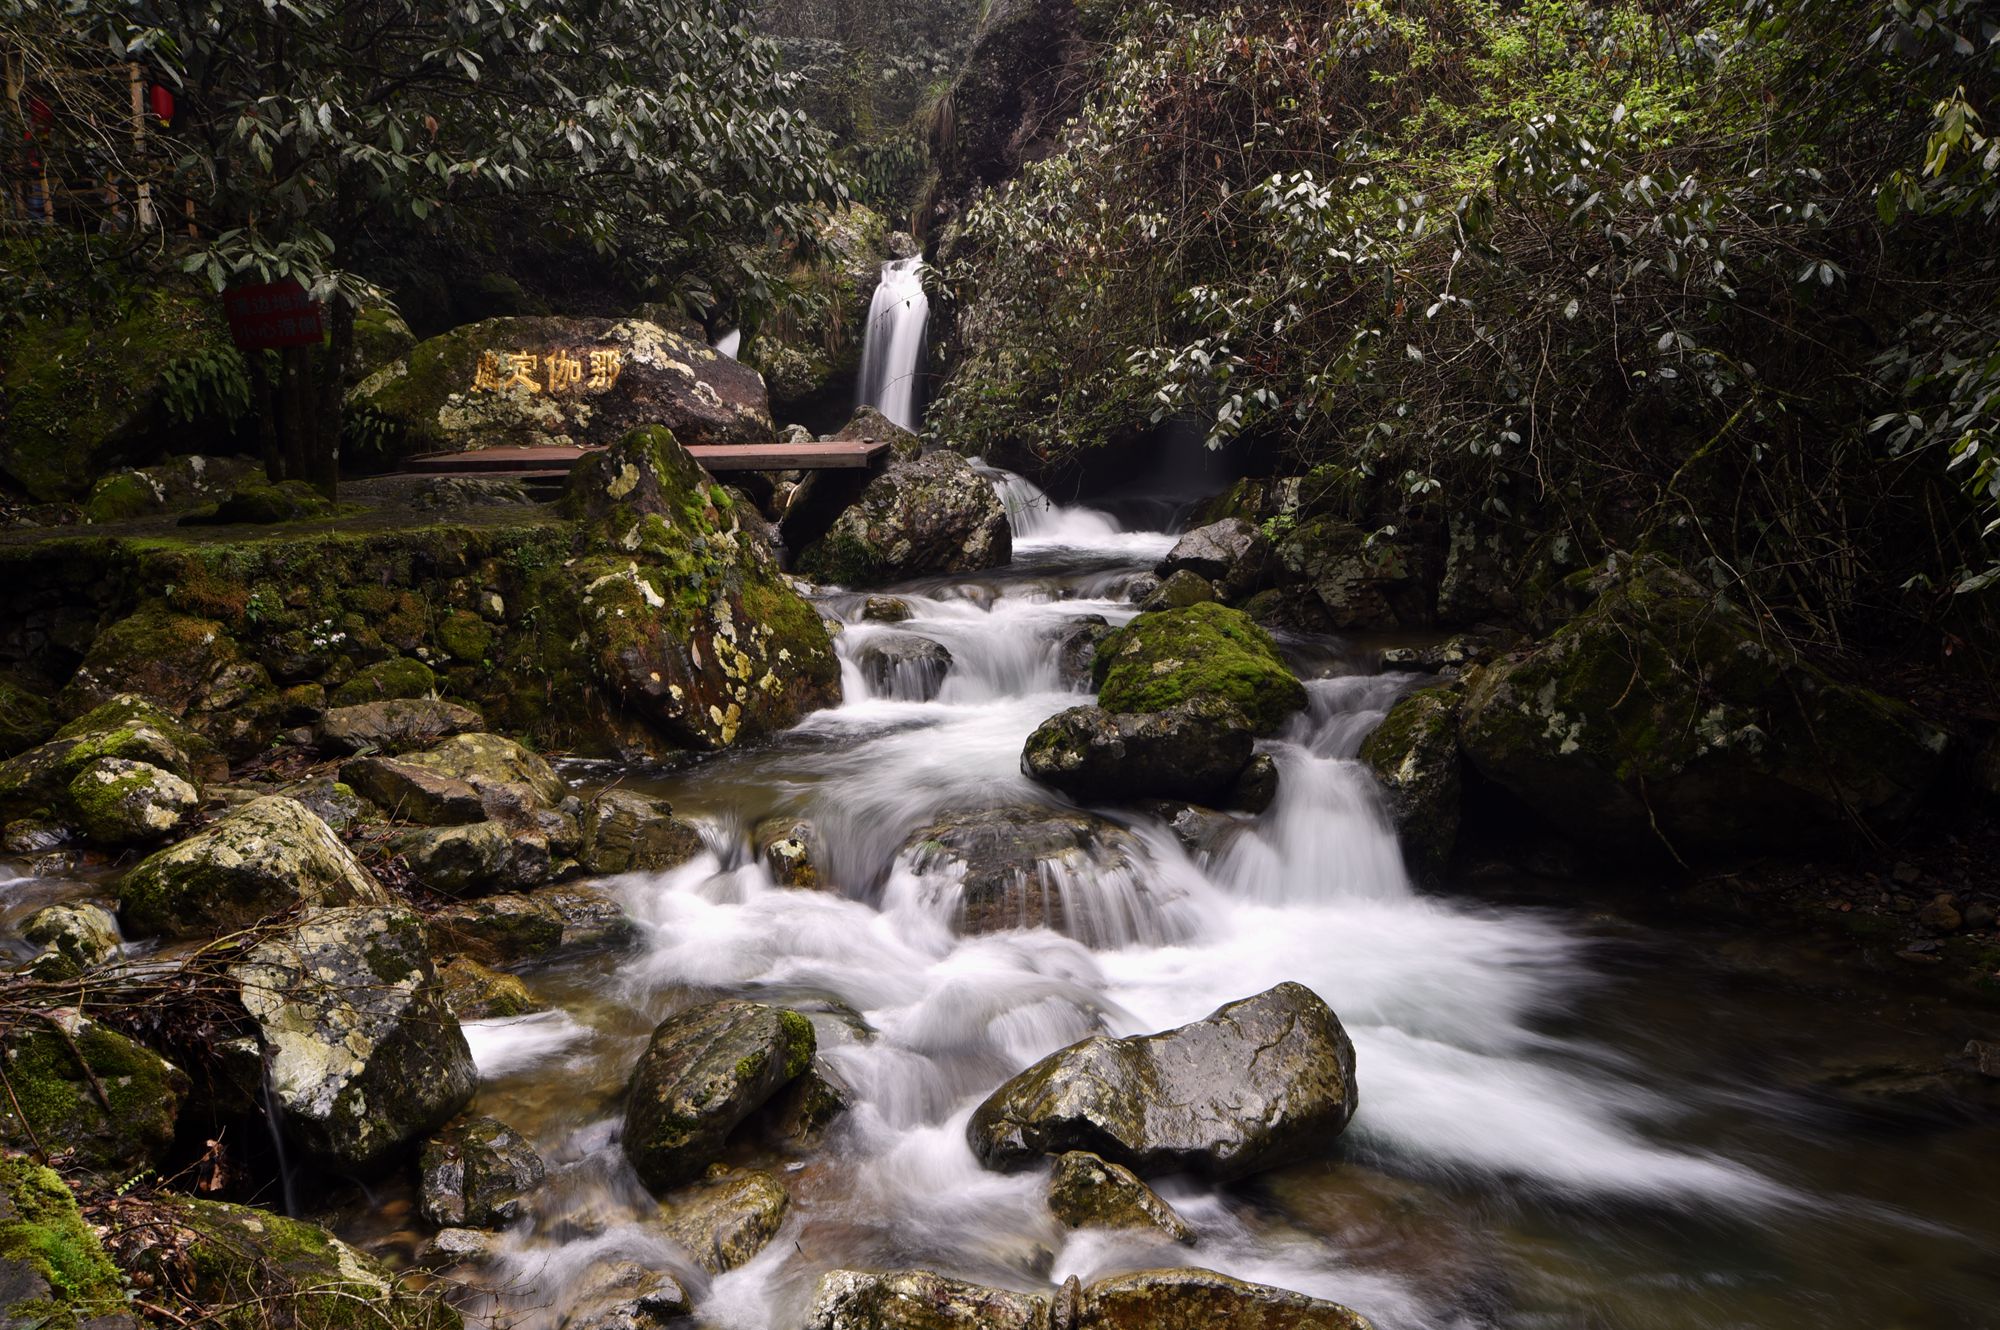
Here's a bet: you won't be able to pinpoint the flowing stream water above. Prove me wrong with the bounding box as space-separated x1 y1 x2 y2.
421 472 2000 1330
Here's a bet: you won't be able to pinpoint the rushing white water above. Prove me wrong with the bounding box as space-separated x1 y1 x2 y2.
714 328 742 359
457 470 1798 1330
855 257 929 432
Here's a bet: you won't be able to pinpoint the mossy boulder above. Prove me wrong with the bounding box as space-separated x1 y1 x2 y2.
329 658 437 707
0 1011 187 1177
0 696 206 836
1358 686 1463 882
64 757 199 845
318 699 482 754
392 821 551 897
20 905 120 981
657 1169 790 1275
425 887 635 967
349 316 774 456
82 455 258 525
417 1115 545 1228
578 789 704 875
622 1000 815 1192
1273 517 1431 631
967 982 1358 1181
0 289 236 503
0 679 57 760
795 449 1011 587
180 478 336 527
1022 698 1256 805
229 906 477 1171
348 306 416 383
436 958 542 1021
562 428 842 750
1076 1268 1375 1330
104 1196 460 1330
59 609 240 719
1093 603 1305 734
1457 557 1948 859
118 796 389 940
0 1155 130 1330
804 1269 1049 1330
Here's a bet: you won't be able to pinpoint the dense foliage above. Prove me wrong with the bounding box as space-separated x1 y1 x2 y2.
935 0 2000 640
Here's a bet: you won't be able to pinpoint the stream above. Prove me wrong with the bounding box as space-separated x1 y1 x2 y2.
415 474 1996 1329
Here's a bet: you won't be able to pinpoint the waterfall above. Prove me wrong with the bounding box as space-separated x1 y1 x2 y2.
857 257 929 432
714 328 741 359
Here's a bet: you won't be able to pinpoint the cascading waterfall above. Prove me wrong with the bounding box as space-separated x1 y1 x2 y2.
713 328 741 359
856 257 929 432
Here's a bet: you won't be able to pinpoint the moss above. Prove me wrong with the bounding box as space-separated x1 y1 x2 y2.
82 471 160 524
0 675 58 758
187 479 336 526
1094 602 1306 733
0 1156 128 1327
777 1009 816 1080
0 1020 186 1175
435 610 494 663
331 657 436 706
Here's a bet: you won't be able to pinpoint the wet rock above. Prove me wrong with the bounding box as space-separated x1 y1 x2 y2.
1054 616 1114 689
1458 557 1948 858
0 1155 131 1330
1965 1040 2000 1080
1378 629 1511 674
797 450 1012 587
1140 802 1241 857
1228 752 1280 813
658 1169 790 1274
420 1226 498 1267
1274 517 1429 631
118 795 387 940
0 1010 187 1176
64 757 198 844
0 696 204 827
1917 893 1962 934
804 1269 1050 1330
968 981 1358 1181
230 905 477 1171
755 815 824 889
558 1259 690 1330
622 999 815 1191
428 886 637 966
862 596 912 623
1357 686 1462 882
563 428 842 750
21 903 120 978
387 732 567 809
437 957 543 1020
854 632 953 702
1047 1151 1194 1243
1023 698 1255 804
1157 518 1273 600
319 699 485 755
1125 575 1160 606
394 820 553 896
277 776 371 832
762 1061 850 1147
351 314 774 449
419 1115 546 1228
1138 569 1218 613
109 1196 460 1330
339 755 486 825
901 807 1167 946
579 789 704 875
1078 1268 1374 1329
1094 603 1305 734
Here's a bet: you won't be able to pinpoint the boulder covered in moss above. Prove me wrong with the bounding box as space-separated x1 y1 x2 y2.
182 477 335 526
804 1268 1049 1330
82 455 259 525
1076 1268 1375 1330
20 904 120 980
0 1155 131 1330
622 999 816 1191
1093 603 1306 734
318 699 483 755
0 289 237 503
103 1195 460 1330
795 449 1011 587
1273 517 1431 631
1457 557 1948 859
562 428 841 750
230 905 477 1171
59 609 240 719
968 982 1357 1180
64 757 199 845
1022 698 1256 804
417 1115 545 1228
118 796 389 940
349 316 774 455
0 696 207 839
329 658 437 708
426 886 635 967
0 1011 187 1177
436 958 542 1021
0 677 58 760
1358 685 1462 882
578 789 704 875
391 821 552 897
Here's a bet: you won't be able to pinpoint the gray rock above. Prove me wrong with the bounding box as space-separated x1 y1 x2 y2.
853 632 953 702
419 1226 498 1267
1048 1150 1194 1243
804 1269 1051 1330
1022 699 1255 804
21 903 120 978
557 1259 690 1330
419 1115 546 1228
861 596 911 622
762 1061 850 1147
1138 569 1217 613
395 820 552 897
428 887 636 966
318 699 485 754
1228 752 1280 813
579 789 704 875
1053 616 1113 689
968 981 1357 1181
622 1000 815 1191
797 450 1012 587
1078 1268 1375 1329
118 796 388 940
230 905 477 1170
65 757 198 845
1358 686 1461 882
1157 518 1273 600
658 1169 790 1274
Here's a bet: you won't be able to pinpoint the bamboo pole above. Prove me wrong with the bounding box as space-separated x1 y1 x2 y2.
127 60 154 228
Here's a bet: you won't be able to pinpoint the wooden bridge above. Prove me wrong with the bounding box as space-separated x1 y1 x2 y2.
401 441 891 485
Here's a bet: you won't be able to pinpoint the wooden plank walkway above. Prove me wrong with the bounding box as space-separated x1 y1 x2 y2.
402 440 890 480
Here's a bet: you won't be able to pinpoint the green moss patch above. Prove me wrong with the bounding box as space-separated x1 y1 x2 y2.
1094 602 1306 733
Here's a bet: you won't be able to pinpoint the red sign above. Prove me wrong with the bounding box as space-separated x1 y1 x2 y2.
223 279 325 350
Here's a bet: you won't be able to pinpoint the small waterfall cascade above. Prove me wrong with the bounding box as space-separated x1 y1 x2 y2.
856 256 929 432
713 328 741 359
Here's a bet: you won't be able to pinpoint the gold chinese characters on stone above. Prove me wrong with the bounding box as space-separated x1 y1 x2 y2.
472 348 625 395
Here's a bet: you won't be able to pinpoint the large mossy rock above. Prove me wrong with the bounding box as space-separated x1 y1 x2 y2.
0 1155 130 1330
230 906 477 1171
0 678 57 760
967 982 1357 1180
58 608 241 719
656 1169 790 1274
1272 517 1431 631
105 1196 459 1330
119 796 388 940
82 455 259 525
1358 685 1462 882
1093 603 1305 734
805 1269 1050 1330
418 1115 545 1228
426 886 635 966
318 699 483 755
1022 698 1255 804
0 696 205 831
621 999 815 1192
350 316 773 454
0 1012 187 1178
64 757 199 846
0 290 235 503
562 428 841 749
795 450 1011 587
1457 558 1948 858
